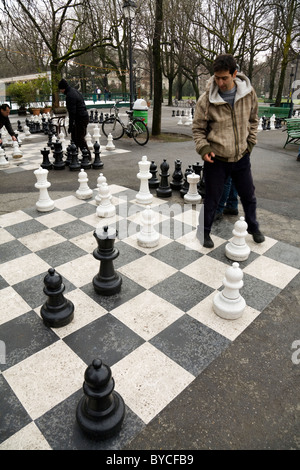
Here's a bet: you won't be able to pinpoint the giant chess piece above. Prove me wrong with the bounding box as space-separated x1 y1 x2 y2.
41 268 74 327
96 182 115 217
0 147 9 168
180 165 193 198
52 139 65 170
69 142 81 171
92 225 122 295
156 159 172 198
136 155 153 205
76 169 93 200
170 159 183 190
149 160 159 188
95 172 107 205
80 147 91 170
213 262 246 320
137 205 160 248
12 140 23 160
92 141 104 169
225 217 250 261
184 172 202 204
76 358 125 439
40 147 52 170
34 166 55 212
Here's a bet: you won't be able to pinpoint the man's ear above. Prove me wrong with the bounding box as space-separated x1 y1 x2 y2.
233 70 238 79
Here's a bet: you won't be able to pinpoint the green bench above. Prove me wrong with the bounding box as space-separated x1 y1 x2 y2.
283 118 300 148
258 106 290 118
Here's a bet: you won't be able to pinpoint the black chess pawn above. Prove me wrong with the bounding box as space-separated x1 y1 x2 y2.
172 110 175 117
76 358 125 439
156 159 172 198
41 268 74 327
94 110 99 123
92 141 104 169
69 142 81 171
92 225 122 295
53 139 65 170
170 159 183 190
99 112 104 123
180 165 193 198
40 147 52 170
17 120 23 132
149 160 159 188
81 147 92 170
65 143 72 166
89 110 94 123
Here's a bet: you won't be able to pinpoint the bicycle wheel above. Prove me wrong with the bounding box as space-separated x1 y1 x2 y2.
132 119 149 145
102 118 124 140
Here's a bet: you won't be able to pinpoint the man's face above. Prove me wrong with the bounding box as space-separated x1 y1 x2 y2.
214 69 237 92
1 107 10 117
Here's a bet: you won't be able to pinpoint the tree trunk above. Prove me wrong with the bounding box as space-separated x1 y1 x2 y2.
152 0 163 136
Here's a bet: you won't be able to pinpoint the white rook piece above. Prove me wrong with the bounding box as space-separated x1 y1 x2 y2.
184 172 201 204
34 166 54 212
225 217 250 261
136 155 153 205
213 262 246 320
76 169 93 200
137 205 160 247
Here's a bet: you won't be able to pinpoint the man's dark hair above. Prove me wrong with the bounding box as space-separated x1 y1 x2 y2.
1 103 10 111
213 54 237 75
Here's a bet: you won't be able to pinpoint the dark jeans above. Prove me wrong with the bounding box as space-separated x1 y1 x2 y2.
201 153 259 234
71 118 91 158
216 176 238 213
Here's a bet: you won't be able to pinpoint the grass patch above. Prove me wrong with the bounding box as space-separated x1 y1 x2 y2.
149 132 192 142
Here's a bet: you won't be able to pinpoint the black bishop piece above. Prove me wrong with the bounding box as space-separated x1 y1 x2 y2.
76 358 125 439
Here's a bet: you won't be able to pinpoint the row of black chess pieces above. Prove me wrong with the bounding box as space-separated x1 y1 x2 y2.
89 110 115 124
40 227 125 439
150 158 205 199
17 117 56 135
41 140 104 171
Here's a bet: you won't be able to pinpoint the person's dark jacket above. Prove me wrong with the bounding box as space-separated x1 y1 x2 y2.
64 84 89 131
0 113 16 137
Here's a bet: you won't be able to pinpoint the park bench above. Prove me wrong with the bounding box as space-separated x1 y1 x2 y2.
283 118 300 148
258 106 290 119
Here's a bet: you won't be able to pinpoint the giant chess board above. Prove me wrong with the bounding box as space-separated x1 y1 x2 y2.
0 182 299 450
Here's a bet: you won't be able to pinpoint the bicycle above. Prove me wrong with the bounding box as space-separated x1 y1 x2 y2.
102 103 149 146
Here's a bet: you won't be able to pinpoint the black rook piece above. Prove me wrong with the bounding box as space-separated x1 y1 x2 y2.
41 268 74 327
92 226 122 295
76 358 125 439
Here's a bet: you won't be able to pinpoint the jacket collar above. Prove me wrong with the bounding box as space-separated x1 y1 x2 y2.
208 72 252 104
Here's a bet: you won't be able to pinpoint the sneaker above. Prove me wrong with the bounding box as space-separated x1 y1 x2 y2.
248 230 265 243
223 207 238 215
203 232 214 248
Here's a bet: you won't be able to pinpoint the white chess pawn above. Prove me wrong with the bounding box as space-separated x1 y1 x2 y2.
213 262 246 320
24 125 32 140
59 131 66 151
225 217 250 261
177 115 183 125
76 169 93 200
96 182 115 217
86 132 93 149
93 125 101 142
136 155 153 205
34 166 54 212
106 133 115 150
258 117 263 131
137 205 160 247
184 172 201 203
12 140 23 160
0 147 9 168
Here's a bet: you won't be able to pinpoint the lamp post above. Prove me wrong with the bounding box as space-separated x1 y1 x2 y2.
122 0 137 110
289 38 300 118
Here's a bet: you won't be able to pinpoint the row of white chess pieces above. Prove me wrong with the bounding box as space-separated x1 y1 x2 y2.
177 109 193 126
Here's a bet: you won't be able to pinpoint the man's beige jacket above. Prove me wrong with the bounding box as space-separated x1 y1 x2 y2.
192 72 259 162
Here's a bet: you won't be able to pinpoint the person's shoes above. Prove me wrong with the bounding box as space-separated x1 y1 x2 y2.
214 212 223 221
248 230 265 243
203 232 214 248
223 207 238 215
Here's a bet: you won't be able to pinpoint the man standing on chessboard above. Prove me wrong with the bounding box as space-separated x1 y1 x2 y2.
58 79 91 160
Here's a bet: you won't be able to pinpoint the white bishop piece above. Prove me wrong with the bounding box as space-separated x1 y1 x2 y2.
137 206 160 248
34 166 54 212
225 217 250 261
213 262 246 320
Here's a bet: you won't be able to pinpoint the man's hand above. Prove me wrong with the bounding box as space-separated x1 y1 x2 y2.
12 136 17 142
203 152 215 163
